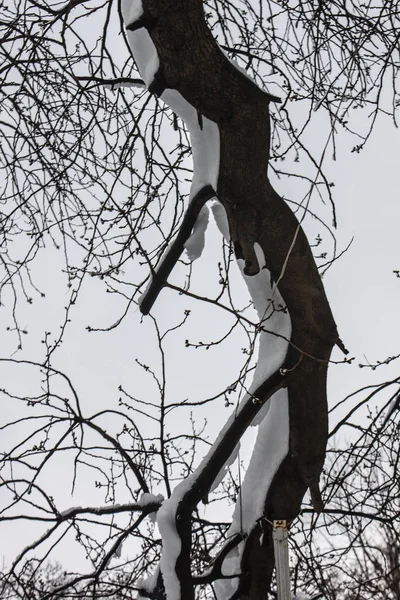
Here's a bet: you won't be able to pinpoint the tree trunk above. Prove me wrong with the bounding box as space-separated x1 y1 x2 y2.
135 1 340 597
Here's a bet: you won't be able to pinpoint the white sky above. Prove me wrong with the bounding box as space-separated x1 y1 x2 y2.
2 115 399 573
1 6 400 587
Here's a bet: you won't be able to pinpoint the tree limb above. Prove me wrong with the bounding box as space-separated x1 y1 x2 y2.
139 185 216 315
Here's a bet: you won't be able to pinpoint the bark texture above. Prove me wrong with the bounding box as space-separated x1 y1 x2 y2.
135 1 340 597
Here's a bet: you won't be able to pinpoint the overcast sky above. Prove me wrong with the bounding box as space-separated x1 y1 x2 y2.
1 10 400 580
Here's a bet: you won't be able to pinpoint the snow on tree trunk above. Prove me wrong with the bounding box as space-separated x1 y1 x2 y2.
122 1 341 598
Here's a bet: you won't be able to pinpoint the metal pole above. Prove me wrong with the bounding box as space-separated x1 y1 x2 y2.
272 519 291 600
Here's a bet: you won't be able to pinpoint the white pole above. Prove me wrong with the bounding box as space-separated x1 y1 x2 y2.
272 519 291 600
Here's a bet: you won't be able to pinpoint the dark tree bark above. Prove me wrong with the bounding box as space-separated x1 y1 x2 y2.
134 1 342 597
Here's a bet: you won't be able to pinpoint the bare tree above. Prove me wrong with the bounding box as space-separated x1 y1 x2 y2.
1 0 400 599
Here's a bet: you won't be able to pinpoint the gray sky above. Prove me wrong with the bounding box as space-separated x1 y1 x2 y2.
1 4 400 581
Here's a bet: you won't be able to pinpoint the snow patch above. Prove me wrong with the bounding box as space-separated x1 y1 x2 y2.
138 492 164 523
122 0 159 85
237 243 291 424
233 389 289 531
137 492 164 507
161 90 220 198
129 29 160 85
183 204 210 261
104 80 146 91
215 389 290 599
210 200 230 241
123 0 143 27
